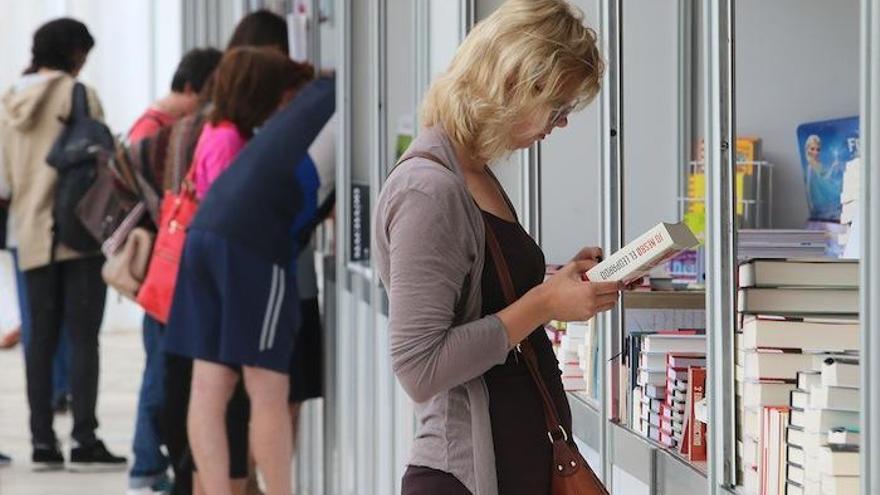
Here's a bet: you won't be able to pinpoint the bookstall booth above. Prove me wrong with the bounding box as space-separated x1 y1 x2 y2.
188 0 880 493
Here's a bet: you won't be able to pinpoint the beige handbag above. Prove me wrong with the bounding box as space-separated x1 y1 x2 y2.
102 226 154 300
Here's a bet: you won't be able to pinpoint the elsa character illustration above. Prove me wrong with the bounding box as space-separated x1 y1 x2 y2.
804 134 844 220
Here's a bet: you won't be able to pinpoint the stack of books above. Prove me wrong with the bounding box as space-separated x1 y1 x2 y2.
662 353 705 449
635 333 706 445
786 357 860 495
576 319 599 398
737 230 828 261
735 257 860 495
838 157 861 251
558 320 589 392
679 366 708 462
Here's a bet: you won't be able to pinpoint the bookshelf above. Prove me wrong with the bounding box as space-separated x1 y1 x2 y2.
588 1 880 494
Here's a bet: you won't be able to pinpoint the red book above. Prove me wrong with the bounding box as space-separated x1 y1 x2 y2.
686 367 707 462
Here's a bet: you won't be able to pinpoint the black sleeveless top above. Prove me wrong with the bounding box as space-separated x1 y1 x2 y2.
481 211 574 495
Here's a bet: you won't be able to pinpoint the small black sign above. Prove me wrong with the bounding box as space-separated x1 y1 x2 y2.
350 183 370 261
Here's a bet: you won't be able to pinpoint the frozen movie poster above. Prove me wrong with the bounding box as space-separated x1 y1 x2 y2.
796 116 860 222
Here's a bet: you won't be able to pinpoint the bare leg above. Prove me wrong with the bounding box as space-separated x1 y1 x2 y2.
193 472 204 495
193 463 250 495
245 452 264 495
289 402 302 456
188 360 238 495
231 478 248 495
243 366 292 495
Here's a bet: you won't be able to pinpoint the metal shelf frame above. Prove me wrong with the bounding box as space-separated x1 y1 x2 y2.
860 0 880 493
598 0 624 489
703 0 738 491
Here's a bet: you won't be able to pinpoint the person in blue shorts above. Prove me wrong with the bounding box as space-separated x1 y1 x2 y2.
164 77 334 495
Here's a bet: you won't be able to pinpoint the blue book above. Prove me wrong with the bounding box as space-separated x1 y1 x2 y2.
796 116 860 222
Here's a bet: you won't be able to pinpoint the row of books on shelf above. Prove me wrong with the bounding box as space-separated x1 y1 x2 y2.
549 220 863 494
549 319 600 397
630 332 708 461
837 157 861 257
660 228 831 290
736 256 860 495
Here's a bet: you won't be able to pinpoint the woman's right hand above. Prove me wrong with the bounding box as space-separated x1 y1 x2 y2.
497 260 622 347
538 260 621 322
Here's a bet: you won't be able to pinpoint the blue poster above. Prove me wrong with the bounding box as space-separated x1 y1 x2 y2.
796 116 860 222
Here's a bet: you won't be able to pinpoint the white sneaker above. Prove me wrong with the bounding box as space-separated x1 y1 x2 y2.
126 477 172 495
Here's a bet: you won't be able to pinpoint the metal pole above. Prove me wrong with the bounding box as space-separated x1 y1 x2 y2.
676 1 694 221
413 0 430 131
704 0 737 491
860 1 880 493
461 0 475 38
370 0 388 491
329 0 350 492
598 0 623 487
309 0 322 70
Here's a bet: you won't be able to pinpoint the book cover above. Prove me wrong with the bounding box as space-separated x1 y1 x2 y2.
586 222 699 284
796 116 859 222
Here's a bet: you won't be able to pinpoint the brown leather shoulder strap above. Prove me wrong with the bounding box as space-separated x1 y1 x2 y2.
483 216 565 437
391 150 451 176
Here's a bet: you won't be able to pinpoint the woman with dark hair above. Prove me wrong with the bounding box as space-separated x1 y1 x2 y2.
0 17 126 471
163 47 314 495
226 9 290 55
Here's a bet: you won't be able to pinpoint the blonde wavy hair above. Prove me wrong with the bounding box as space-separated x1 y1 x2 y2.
421 0 604 162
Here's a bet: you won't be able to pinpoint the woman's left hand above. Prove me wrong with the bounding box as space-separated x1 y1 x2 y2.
571 245 644 290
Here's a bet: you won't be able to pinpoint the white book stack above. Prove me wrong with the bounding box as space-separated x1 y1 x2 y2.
559 321 589 391
838 158 860 249
737 230 828 261
736 258 860 495
636 333 706 443
785 358 861 495
574 319 598 397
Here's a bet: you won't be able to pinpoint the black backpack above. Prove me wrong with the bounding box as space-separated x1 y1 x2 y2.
45 82 115 252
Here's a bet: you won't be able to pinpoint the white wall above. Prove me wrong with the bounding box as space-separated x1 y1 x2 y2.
540 0 603 264
0 1 183 136
735 0 860 228
621 0 680 241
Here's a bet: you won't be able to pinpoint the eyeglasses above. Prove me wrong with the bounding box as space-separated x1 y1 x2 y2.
547 100 579 128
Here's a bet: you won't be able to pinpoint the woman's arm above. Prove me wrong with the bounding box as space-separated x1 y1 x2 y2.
385 187 510 403
383 184 622 403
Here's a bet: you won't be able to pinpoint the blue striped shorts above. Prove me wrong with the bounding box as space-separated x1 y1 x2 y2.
164 228 300 373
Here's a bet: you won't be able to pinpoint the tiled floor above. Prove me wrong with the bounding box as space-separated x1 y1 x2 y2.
0 323 144 495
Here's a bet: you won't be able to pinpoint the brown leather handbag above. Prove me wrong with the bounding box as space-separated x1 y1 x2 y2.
484 213 610 495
